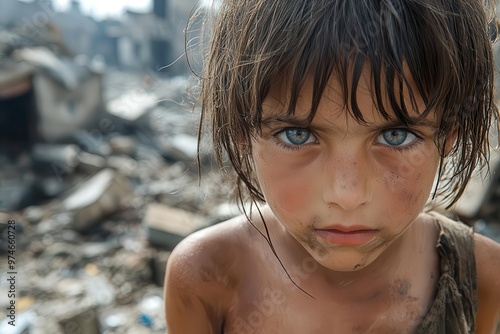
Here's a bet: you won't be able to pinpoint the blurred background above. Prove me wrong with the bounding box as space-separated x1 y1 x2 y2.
0 0 499 333
0 0 236 333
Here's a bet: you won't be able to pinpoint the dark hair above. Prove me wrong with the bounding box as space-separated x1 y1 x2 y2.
196 0 498 209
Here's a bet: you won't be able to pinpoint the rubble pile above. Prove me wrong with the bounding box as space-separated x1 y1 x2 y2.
0 33 237 332
0 92 237 333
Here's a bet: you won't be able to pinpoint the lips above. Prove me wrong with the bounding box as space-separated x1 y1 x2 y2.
314 226 378 246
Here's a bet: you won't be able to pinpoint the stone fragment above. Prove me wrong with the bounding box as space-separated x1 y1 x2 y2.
109 136 137 155
60 169 133 231
143 203 207 250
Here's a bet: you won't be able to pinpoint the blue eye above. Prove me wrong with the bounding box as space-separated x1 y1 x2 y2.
277 128 316 146
377 129 417 147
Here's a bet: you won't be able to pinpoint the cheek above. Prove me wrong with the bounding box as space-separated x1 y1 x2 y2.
378 145 439 212
253 148 317 213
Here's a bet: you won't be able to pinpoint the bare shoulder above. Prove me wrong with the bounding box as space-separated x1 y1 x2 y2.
474 232 500 333
164 215 256 333
166 214 255 289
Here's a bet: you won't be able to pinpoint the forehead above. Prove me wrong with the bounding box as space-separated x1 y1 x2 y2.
262 64 431 126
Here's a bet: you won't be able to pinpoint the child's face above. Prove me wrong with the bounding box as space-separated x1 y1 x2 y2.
251 70 442 272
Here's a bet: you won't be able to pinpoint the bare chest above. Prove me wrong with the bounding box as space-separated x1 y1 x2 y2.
222 278 433 334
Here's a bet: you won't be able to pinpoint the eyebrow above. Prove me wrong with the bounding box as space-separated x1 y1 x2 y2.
261 115 312 128
261 113 439 135
373 117 438 129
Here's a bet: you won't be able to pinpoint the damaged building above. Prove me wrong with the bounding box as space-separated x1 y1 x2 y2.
0 0 187 74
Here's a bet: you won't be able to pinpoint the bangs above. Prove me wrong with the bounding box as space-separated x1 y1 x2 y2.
248 0 483 132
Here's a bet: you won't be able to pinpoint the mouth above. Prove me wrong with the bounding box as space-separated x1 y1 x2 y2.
314 227 378 246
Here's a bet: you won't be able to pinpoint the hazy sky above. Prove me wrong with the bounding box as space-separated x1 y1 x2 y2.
52 0 152 19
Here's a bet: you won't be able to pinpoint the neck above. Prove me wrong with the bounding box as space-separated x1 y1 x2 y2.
321 233 411 301
272 215 422 303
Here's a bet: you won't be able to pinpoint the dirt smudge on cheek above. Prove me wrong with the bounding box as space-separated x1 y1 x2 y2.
398 187 424 209
382 170 401 192
386 172 425 209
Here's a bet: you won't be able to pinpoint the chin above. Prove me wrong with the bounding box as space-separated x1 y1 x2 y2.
310 247 381 272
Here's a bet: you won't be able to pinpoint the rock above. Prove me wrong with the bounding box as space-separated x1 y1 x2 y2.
143 203 207 250
31 144 80 174
160 133 198 162
109 136 137 155
77 152 107 174
107 90 157 124
106 156 139 177
60 169 133 231
57 305 100 334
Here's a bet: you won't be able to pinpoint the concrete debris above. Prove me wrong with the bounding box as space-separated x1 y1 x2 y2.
161 133 198 162
108 136 138 156
16 47 86 90
106 155 139 177
31 144 80 173
0 9 234 333
58 307 100 334
107 90 157 123
60 169 133 231
12 298 100 334
84 274 116 306
79 239 121 259
77 152 107 174
143 203 208 250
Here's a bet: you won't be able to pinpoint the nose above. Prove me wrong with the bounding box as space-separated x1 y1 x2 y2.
322 152 372 211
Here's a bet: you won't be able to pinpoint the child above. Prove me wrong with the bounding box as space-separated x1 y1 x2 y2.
164 0 500 332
